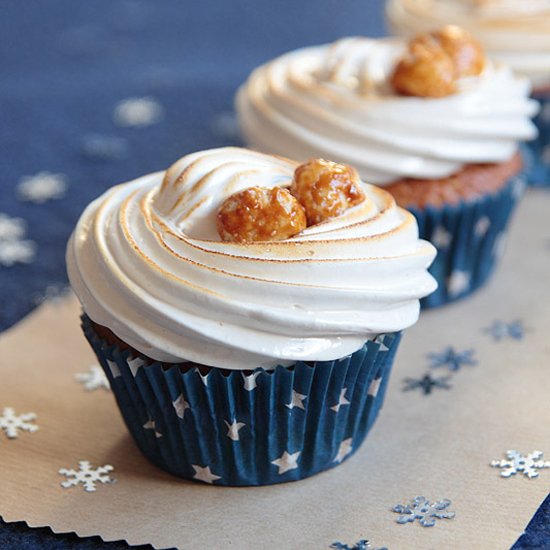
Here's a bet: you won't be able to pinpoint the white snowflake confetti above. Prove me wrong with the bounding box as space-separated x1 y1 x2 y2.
17 172 68 203
113 97 164 128
0 239 36 267
491 450 550 479
32 283 71 306
0 214 26 241
0 407 38 439
82 134 128 160
75 365 110 391
59 460 115 492
393 496 455 527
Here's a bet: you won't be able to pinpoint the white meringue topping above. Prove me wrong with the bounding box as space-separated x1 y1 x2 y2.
67 147 437 370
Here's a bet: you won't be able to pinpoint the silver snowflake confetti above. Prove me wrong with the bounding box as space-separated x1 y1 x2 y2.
428 347 477 372
403 374 451 395
59 460 115 492
0 239 36 267
0 407 38 439
75 365 110 391
17 171 68 203
491 450 550 479
82 134 128 160
113 97 164 127
483 320 525 341
0 214 26 241
330 540 387 550
393 496 455 527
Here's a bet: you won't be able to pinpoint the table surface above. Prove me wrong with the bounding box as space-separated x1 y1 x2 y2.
0 1 548 548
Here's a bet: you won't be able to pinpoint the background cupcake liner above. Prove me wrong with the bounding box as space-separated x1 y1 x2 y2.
82 316 402 487
410 170 526 308
524 92 550 187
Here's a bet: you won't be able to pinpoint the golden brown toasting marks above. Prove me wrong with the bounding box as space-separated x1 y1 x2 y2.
391 25 486 98
217 159 367 242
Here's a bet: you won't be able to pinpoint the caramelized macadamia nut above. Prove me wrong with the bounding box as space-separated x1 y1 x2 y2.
391 41 456 98
425 25 485 78
290 159 365 225
217 186 306 242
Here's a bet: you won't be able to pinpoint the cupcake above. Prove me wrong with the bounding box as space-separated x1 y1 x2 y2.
386 0 550 186
236 29 538 307
67 147 436 486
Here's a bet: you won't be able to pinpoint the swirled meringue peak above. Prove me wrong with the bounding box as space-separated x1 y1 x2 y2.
386 0 550 87
67 147 437 370
236 37 538 184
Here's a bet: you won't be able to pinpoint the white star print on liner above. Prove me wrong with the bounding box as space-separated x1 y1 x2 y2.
172 394 190 419
143 419 162 438
373 335 389 351
271 450 301 475
17 172 68 203
0 407 38 439
330 388 350 412
431 226 452 248
334 438 353 463
447 270 470 297
113 97 164 128
224 419 245 441
474 216 490 238
368 378 382 398
59 461 115 492
242 371 261 391
75 365 110 391
192 465 221 484
196 369 209 386
285 390 307 410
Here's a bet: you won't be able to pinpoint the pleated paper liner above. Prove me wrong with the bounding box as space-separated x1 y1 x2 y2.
82 315 402 486
524 93 550 187
410 169 527 308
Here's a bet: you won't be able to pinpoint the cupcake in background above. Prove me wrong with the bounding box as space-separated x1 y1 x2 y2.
67 147 436 486
236 27 538 307
386 0 550 186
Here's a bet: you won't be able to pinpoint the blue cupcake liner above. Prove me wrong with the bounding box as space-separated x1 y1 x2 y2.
82 315 402 486
410 170 526 308
524 92 550 187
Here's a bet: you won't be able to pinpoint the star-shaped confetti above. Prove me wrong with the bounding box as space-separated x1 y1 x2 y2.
483 320 525 341
403 374 451 395
428 347 477 372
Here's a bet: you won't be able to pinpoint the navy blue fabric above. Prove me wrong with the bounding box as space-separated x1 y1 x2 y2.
0 0 546 547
